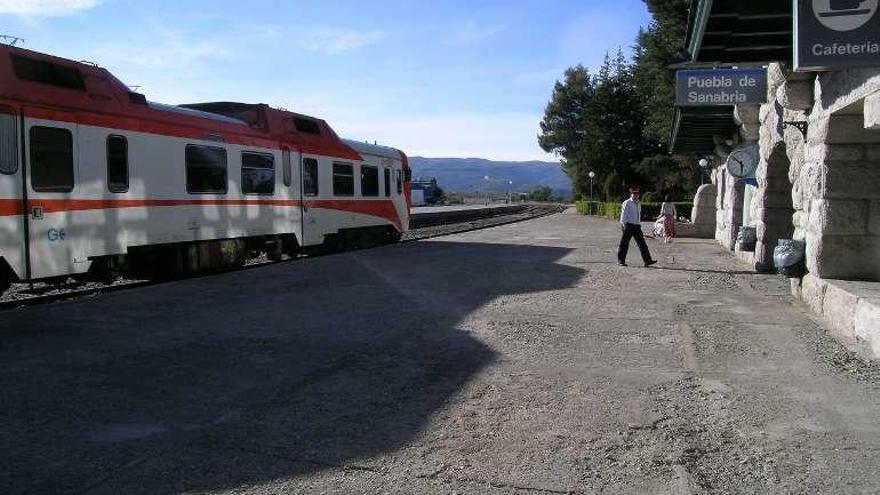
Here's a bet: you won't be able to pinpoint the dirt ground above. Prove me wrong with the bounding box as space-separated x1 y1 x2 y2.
2 211 879 494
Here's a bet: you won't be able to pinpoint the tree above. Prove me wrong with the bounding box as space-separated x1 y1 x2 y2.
538 65 597 198
539 55 646 198
633 0 689 142
528 186 556 202
538 0 699 202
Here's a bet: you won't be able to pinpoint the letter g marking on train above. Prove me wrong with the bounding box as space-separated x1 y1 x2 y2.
47 228 66 242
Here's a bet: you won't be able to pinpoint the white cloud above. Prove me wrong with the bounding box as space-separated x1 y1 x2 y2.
0 0 101 16
298 28 387 55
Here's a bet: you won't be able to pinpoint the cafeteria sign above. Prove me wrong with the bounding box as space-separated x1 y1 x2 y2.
795 0 880 71
675 69 768 106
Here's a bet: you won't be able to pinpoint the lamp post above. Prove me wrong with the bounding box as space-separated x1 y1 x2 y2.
588 171 596 201
698 158 709 185
483 175 491 204
507 180 513 203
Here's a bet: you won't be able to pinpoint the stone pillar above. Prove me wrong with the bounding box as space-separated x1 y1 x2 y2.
720 170 745 250
687 184 717 238
749 64 808 272
795 68 880 281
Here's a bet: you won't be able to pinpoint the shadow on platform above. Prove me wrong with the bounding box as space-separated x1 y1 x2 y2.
0 240 583 494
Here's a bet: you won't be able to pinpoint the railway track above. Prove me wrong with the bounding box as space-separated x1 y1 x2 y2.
0 204 566 310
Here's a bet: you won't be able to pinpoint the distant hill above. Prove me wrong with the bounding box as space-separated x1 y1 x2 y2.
408 157 571 194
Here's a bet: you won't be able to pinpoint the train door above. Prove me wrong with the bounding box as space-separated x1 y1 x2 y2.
300 154 320 246
282 147 305 247
0 106 25 285
23 108 79 279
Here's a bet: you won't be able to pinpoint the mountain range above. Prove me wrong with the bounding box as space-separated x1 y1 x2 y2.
408 157 572 194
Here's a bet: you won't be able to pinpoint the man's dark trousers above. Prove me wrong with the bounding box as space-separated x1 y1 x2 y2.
618 223 652 264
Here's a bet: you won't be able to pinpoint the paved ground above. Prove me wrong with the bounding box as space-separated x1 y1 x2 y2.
3 211 880 494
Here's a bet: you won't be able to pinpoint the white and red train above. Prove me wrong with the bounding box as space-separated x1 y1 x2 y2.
0 45 411 293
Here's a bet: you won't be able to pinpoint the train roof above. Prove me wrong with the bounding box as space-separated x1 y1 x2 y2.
342 139 405 161
150 101 249 126
0 45 364 161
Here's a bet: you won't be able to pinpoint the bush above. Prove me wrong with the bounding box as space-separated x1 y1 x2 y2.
575 201 694 221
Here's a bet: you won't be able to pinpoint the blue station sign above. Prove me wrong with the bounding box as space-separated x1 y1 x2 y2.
675 69 768 106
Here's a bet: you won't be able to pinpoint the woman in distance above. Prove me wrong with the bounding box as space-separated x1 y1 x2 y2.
659 196 677 243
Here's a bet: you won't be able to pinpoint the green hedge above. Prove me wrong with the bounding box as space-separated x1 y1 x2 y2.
575 201 693 221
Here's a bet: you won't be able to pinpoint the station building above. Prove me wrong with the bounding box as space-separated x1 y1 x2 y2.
671 1 880 357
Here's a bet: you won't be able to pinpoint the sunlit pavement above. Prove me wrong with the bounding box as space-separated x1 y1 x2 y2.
2 211 880 494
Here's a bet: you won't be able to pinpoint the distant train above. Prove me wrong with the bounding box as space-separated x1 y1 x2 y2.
0 45 411 294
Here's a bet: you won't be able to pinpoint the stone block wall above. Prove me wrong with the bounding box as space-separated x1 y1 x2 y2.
796 66 880 280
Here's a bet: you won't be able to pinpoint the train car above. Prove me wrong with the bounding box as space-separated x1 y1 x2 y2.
0 45 411 294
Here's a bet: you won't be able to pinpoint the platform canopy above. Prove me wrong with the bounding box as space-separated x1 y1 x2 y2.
686 0 792 65
670 106 737 154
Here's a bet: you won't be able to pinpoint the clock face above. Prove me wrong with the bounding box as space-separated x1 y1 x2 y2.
726 143 759 178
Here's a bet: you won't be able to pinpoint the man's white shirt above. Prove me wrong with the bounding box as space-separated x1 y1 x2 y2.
620 198 641 226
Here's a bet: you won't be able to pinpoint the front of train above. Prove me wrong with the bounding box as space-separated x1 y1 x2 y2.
0 105 23 295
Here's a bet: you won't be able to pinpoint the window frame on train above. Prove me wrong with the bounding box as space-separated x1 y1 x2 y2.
11 55 86 92
384 168 391 198
185 144 228 194
294 117 321 135
30 126 74 193
361 165 379 197
396 169 403 194
106 134 129 193
303 157 319 197
240 151 275 196
0 109 18 175
282 149 291 187
332 162 354 197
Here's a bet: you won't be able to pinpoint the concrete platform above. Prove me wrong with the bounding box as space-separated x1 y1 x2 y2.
794 274 880 359
2 212 880 494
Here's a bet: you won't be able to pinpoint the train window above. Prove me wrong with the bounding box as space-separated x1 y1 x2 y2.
106 135 129 193
384 169 391 198
396 169 403 194
241 151 275 195
11 55 86 91
303 158 318 196
0 111 18 175
185 144 227 194
282 150 291 187
361 165 379 197
332 162 354 196
30 126 73 192
294 117 321 135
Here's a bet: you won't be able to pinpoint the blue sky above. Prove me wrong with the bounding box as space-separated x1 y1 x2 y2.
1 0 651 161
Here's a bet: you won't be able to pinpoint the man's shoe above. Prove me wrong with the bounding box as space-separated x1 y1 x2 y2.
644 259 658 267
618 261 627 267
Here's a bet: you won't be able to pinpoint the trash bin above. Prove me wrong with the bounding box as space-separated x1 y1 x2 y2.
736 226 757 252
773 239 806 278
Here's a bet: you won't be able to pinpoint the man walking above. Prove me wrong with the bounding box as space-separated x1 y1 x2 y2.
618 187 657 267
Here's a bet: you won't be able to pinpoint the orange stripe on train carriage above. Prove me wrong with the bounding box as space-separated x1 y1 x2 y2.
0 199 24 216
23 106 365 161
0 198 403 230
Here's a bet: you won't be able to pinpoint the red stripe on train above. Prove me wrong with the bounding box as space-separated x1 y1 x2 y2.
0 198 403 230
0 199 23 216
23 106 364 161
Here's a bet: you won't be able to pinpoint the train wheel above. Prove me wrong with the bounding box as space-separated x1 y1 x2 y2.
88 256 126 284
0 261 14 295
266 237 284 262
281 234 300 258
